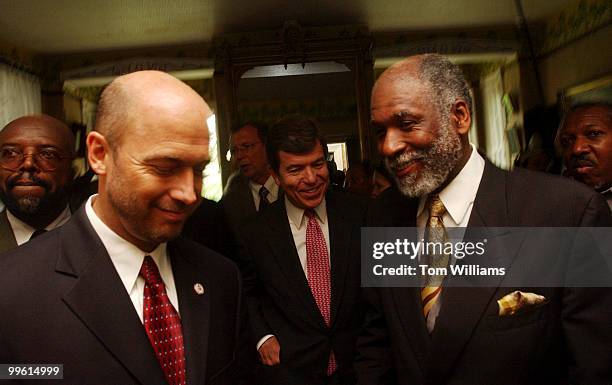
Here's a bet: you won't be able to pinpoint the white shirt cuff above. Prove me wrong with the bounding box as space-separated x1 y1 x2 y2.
256 334 275 350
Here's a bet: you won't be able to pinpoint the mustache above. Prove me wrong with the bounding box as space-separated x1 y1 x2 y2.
568 154 597 169
385 151 426 171
7 173 50 191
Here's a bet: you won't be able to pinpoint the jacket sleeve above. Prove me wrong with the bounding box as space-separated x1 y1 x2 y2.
563 191 612 384
235 234 275 347
354 287 397 385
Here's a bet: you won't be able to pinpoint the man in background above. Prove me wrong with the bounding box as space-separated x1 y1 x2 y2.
221 122 279 232
0 114 74 252
0 71 248 385
557 102 612 208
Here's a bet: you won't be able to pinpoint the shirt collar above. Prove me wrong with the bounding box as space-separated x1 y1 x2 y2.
599 186 612 195
417 144 485 225
6 205 71 245
249 175 279 200
284 195 327 230
84 194 168 295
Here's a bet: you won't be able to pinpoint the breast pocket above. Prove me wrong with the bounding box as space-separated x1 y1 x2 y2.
483 302 549 331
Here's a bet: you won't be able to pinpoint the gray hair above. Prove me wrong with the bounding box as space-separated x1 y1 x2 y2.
419 54 473 121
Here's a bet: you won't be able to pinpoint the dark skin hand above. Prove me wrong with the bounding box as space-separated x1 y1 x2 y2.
258 336 281 366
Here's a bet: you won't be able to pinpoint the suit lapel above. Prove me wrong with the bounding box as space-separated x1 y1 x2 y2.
391 286 432 372
0 210 18 253
265 201 327 327
239 177 257 215
424 161 523 383
169 241 210 385
372 190 432 370
58 209 167 385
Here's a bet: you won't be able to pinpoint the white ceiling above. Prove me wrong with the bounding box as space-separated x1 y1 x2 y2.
0 0 573 53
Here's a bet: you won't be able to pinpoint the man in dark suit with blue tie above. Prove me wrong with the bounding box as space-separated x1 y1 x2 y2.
221 122 280 233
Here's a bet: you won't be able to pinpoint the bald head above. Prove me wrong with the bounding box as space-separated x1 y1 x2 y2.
95 70 212 149
374 54 473 120
375 55 423 85
86 70 212 252
1 115 75 154
0 114 75 228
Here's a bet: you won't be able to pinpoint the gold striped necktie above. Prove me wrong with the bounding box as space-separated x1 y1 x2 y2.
421 194 449 323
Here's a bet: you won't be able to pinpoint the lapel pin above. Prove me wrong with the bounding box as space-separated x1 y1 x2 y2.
194 283 205 295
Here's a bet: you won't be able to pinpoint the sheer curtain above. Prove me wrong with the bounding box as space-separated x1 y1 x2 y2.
481 69 510 169
0 64 42 129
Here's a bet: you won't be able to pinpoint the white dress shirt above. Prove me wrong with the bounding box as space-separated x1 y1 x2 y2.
256 195 331 350
249 175 279 211
599 186 612 210
7 206 71 246
417 145 485 331
84 195 180 323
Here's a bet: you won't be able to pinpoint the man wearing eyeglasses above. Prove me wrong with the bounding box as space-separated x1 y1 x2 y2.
222 122 280 233
0 114 75 252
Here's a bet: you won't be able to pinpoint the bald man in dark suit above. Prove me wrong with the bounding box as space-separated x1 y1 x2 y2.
0 71 249 385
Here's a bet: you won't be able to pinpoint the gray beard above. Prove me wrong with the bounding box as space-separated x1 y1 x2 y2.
14 196 42 214
385 120 463 198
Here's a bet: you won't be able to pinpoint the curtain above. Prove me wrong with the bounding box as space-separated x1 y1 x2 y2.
0 64 42 129
481 69 510 169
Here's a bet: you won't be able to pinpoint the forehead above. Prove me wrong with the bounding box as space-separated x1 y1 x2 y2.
120 107 210 159
231 125 259 144
278 141 325 167
564 106 612 131
0 122 70 148
371 77 431 117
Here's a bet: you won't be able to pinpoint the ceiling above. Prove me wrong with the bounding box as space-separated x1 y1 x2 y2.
0 0 573 54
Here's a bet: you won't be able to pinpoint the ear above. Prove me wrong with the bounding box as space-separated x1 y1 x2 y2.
86 131 109 176
271 169 281 186
451 100 471 135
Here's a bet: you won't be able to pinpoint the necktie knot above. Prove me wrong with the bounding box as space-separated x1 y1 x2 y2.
305 209 316 220
259 185 270 209
140 255 163 286
427 195 446 218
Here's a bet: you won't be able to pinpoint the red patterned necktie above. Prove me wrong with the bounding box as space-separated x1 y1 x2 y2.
140 255 187 385
305 209 337 376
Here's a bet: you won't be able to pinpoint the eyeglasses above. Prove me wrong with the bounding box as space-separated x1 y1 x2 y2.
0 147 73 171
230 141 261 156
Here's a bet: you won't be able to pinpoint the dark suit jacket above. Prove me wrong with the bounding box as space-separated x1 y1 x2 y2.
221 172 259 235
356 161 612 385
183 198 236 260
239 191 367 385
0 210 17 253
221 172 283 235
0 207 248 385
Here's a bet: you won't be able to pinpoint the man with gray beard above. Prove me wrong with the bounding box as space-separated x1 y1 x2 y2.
0 115 75 252
356 54 612 384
